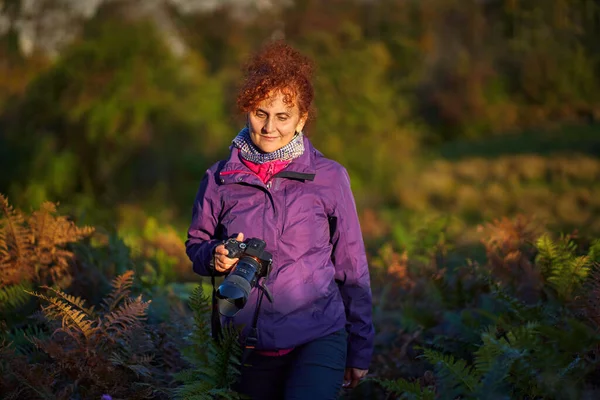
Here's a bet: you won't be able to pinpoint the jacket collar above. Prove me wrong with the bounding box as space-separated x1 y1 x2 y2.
220 135 316 184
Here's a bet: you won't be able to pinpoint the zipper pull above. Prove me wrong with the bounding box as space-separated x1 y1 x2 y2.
266 181 272 189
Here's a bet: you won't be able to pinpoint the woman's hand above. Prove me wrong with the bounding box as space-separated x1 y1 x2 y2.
342 368 368 389
213 232 245 273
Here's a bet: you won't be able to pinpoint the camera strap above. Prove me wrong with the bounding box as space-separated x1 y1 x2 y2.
210 273 222 342
209 270 266 365
241 288 264 365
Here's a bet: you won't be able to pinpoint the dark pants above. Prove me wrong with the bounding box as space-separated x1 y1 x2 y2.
236 329 347 400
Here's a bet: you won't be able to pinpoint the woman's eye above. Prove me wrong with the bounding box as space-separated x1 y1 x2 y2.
278 117 288 121
256 112 266 118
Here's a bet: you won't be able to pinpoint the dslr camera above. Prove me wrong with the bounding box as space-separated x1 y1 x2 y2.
216 237 273 317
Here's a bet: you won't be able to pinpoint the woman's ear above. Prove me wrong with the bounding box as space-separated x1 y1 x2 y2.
296 113 308 133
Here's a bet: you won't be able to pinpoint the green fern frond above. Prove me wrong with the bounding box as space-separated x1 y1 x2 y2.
103 270 135 312
40 285 96 317
589 240 600 264
473 326 526 398
210 324 243 388
535 234 573 274
474 353 517 399
181 286 212 365
8 324 49 356
503 321 540 350
26 290 96 339
173 380 215 399
421 348 479 393
474 328 504 375
0 283 31 311
172 369 198 383
375 377 436 399
547 255 592 300
175 286 243 399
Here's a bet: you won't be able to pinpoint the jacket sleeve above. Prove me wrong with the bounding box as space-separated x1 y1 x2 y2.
330 167 374 370
185 168 223 276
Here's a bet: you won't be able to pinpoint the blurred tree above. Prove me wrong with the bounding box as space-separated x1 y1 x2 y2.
294 22 422 205
0 17 231 224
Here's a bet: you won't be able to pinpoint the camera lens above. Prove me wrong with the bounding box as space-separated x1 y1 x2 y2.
216 257 260 317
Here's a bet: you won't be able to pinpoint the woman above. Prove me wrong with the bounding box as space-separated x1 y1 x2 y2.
186 41 374 399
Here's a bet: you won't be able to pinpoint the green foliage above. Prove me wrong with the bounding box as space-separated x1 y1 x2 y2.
0 283 31 312
2 2 600 399
374 377 435 400
420 347 479 397
1 17 230 222
535 234 593 301
296 21 421 200
376 217 600 400
173 285 244 400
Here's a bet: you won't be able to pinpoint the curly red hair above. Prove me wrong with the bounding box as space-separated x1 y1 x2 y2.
237 41 314 120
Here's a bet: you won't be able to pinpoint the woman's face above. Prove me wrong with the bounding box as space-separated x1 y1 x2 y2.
247 90 307 153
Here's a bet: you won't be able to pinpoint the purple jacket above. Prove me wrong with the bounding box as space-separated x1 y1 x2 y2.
185 135 374 369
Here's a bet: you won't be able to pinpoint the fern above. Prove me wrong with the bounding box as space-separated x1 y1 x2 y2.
180 285 212 365
473 327 526 397
0 283 31 311
375 377 436 400
109 351 154 378
588 239 600 264
420 348 479 395
173 285 244 400
0 194 32 286
0 194 94 289
17 271 170 398
7 324 49 356
103 295 149 333
212 325 243 388
535 234 591 300
103 269 135 312
41 285 96 317
26 290 96 340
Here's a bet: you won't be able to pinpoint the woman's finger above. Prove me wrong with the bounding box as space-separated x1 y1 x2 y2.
214 254 239 272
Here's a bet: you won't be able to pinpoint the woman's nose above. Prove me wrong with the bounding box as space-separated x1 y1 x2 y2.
262 118 275 133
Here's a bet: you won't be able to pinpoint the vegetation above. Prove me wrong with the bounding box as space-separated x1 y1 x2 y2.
1 0 599 398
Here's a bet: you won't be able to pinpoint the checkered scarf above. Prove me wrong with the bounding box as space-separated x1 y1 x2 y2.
232 127 305 164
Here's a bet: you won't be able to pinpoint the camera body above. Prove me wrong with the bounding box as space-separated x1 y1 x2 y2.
223 237 272 278
216 237 273 317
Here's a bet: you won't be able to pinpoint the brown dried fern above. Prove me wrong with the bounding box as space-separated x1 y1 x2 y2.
41 285 96 317
103 295 149 334
21 271 161 399
26 290 97 340
479 214 543 302
28 201 94 286
0 194 94 289
103 269 135 312
0 194 33 286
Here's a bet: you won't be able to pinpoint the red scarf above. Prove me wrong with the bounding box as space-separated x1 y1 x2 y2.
240 158 291 184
